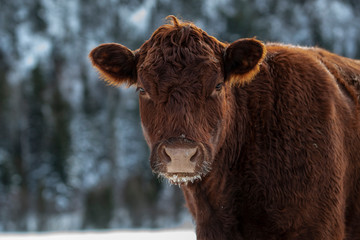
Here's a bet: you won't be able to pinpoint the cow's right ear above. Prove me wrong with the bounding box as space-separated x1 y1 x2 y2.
89 43 137 86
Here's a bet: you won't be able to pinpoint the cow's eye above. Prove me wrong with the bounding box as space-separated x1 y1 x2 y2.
136 87 146 95
215 83 223 91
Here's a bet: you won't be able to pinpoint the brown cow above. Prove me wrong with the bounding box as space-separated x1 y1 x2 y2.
89 16 360 240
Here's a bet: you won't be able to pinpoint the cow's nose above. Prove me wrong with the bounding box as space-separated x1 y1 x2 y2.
163 146 198 173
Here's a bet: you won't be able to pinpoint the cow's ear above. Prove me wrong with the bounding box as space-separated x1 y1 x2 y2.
89 43 137 86
224 38 266 86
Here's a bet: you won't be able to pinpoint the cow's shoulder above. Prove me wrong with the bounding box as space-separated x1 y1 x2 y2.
310 48 360 104
261 43 360 105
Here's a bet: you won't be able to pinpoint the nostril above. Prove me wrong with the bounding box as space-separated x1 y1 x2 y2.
190 148 199 162
163 150 171 163
159 145 171 163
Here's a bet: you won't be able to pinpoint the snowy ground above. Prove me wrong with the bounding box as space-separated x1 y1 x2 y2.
0 230 196 240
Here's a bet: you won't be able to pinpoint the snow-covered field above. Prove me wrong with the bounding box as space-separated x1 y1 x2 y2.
0 230 196 240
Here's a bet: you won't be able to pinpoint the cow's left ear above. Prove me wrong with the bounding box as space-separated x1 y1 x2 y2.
224 38 266 86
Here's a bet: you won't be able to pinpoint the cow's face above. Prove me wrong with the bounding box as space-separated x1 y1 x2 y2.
89 17 266 185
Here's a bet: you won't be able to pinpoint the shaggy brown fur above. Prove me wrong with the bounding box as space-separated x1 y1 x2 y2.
90 16 360 240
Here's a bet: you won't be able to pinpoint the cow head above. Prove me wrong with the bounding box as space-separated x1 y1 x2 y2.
89 16 266 185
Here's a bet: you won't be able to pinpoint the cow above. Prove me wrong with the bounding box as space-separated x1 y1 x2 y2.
89 16 360 240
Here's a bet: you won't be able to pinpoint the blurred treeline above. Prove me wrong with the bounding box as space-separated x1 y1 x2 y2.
0 0 359 231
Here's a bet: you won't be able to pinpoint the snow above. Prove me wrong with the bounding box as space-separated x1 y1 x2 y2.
0 230 196 240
